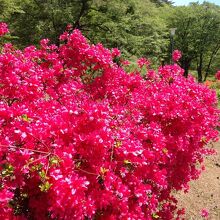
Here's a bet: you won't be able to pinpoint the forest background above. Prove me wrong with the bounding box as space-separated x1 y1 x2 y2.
0 0 220 82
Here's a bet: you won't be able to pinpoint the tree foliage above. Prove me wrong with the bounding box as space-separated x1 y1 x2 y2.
167 2 220 80
0 1 220 76
1 0 168 63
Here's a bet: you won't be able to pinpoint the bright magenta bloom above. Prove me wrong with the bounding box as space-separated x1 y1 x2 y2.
137 57 150 68
215 70 220 80
0 26 219 219
172 50 182 62
201 208 209 218
0 22 9 36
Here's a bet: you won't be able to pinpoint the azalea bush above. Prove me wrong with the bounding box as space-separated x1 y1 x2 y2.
0 23 9 36
215 70 220 80
0 24 219 220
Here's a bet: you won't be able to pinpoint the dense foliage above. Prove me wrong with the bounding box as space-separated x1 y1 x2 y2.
1 0 168 60
0 25 219 219
1 0 219 79
166 2 220 81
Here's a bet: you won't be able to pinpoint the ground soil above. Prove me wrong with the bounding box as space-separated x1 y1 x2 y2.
176 142 220 220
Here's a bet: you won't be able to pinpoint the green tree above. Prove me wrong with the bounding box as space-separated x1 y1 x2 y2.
8 0 93 47
167 2 220 81
84 0 168 60
0 0 22 20
3 0 167 64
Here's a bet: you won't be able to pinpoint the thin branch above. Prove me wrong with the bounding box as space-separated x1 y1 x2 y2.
45 158 50 177
75 167 97 176
23 153 51 170
27 132 50 151
110 145 114 162
1 144 50 155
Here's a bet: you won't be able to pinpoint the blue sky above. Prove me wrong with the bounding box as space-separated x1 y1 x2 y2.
173 0 220 6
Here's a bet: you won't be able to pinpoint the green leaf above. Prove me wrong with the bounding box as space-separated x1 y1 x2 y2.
50 156 60 166
1 164 14 177
152 213 159 219
39 181 52 192
21 114 31 122
124 160 131 165
39 170 48 180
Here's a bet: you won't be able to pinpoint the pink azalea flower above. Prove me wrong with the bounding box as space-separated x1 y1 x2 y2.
122 60 130 66
137 57 150 68
0 27 218 219
66 24 73 31
172 49 182 62
111 48 121 57
215 70 220 80
0 22 9 36
201 208 209 218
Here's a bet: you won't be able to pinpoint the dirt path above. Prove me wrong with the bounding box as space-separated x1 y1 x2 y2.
176 142 220 219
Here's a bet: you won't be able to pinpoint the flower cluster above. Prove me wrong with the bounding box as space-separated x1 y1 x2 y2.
172 50 182 62
0 27 219 219
137 57 150 68
215 70 220 80
201 208 209 218
0 23 9 36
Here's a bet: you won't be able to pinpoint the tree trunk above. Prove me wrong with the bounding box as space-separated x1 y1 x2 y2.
74 0 89 29
197 53 203 83
204 44 220 81
181 58 191 78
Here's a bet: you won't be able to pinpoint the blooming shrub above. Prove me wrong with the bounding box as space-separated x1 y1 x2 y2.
0 28 219 220
172 50 182 62
201 208 209 219
215 70 220 80
0 23 9 36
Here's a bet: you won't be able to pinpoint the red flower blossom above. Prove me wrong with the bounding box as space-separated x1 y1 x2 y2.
0 26 218 219
121 60 130 66
172 49 182 62
0 22 9 36
201 208 209 218
215 70 220 80
111 48 121 57
137 57 150 68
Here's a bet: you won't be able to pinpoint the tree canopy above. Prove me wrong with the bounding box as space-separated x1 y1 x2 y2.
167 2 220 81
0 0 220 79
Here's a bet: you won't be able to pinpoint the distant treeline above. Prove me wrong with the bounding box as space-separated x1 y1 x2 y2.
0 0 220 81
